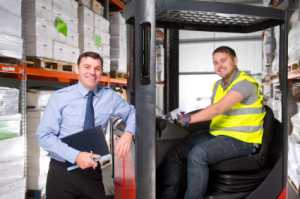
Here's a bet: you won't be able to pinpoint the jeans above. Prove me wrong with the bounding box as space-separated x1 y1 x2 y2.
184 133 255 199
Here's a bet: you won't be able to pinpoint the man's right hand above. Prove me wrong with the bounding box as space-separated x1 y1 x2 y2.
75 152 100 170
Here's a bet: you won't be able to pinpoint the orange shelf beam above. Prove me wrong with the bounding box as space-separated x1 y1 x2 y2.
110 0 125 10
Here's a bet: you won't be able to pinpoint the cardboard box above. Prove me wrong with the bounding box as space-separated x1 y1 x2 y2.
0 177 25 199
25 38 53 59
0 114 21 140
0 87 19 116
94 14 110 33
53 41 79 63
92 0 104 16
27 90 53 109
78 5 94 27
22 0 53 21
0 0 21 16
0 7 22 37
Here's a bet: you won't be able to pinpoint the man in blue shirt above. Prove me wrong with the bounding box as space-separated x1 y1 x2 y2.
37 51 136 199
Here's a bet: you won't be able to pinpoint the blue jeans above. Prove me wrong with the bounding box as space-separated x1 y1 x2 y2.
184 133 256 199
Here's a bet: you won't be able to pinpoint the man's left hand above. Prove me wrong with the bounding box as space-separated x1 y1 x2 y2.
115 132 133 158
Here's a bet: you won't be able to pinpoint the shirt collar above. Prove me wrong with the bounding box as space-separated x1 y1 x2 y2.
77 82 100 97
221 69 240 89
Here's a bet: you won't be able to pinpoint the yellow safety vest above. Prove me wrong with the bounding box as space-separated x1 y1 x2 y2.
210 71 265 144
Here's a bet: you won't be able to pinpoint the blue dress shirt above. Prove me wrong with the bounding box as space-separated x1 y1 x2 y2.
37 82 136 164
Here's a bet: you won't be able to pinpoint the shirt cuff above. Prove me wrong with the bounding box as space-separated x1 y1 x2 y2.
65 147 80 164
125 125 135 135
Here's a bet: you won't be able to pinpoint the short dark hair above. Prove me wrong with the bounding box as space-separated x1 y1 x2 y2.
213 46 236 58
77 51 103 66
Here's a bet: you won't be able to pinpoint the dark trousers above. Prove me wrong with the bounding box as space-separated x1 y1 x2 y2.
46 159 106 199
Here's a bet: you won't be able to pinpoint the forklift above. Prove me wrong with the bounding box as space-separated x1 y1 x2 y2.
116 1 289 198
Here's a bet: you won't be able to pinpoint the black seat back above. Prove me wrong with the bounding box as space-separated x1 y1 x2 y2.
256 105 275 167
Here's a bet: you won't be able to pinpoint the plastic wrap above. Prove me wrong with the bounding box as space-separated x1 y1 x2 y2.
0 87 19 116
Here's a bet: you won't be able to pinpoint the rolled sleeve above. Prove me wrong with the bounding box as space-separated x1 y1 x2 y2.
231 80 256 98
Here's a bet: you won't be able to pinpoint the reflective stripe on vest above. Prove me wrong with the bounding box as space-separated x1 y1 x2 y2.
210 71 265 144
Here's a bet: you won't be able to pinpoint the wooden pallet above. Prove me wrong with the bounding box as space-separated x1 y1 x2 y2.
0 56 21 65
26 56 77 73
110 71 128 79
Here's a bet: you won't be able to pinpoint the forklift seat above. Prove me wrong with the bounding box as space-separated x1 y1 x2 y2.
208 106 276 195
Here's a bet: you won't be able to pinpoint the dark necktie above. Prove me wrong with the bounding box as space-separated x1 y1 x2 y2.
83 91 95 130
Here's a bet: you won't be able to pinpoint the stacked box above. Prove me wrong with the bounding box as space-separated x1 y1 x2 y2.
0 87 19 116
288 8 300 65
23 0 80 63
26 90 53 191
0 0 23 59
110 12 127 73
0 114 22 140
27 89 53 109
78 5 110 72
288 134 300 193
0 137 25 199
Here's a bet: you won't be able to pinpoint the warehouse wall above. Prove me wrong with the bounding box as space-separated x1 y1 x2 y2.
178 30 263 111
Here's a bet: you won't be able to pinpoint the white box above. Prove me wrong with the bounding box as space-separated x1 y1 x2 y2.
53 41 79 63
0 158 24 184
0 7 21 37
53 0 78 18
22 0 53 21
0 178 25 199
78 5 94 27
79 25 94 41
0 87 19 116
23 0 53 11
0 0 21 16
52 13 79 33
0 35 23 59
23 18 55 40
94 14 109 33
103 58 110 73
95 32 110 45
0 114 22 139
0 136 24 162
101 45 110 58
54 30 79 48
25 38 53 59
27 90 53 109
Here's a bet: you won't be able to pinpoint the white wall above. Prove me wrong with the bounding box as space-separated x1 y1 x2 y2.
179 30 263 110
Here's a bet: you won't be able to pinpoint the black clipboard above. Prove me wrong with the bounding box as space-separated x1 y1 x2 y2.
61 127 110 169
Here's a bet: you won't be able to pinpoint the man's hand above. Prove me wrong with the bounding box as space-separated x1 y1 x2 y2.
75 152 100 170
115 132 133 158
177 112 191 127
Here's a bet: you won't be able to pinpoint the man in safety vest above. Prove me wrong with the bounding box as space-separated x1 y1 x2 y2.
169 46 265 199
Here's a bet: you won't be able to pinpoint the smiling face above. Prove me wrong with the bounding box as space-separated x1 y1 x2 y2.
78 56 102 90
213 52 237 82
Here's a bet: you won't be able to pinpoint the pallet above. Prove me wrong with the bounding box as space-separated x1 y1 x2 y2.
0 56 21 65
26 56 77 73
110 71 128 79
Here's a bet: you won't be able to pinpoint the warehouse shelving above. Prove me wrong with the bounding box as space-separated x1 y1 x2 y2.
0 64 127 86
